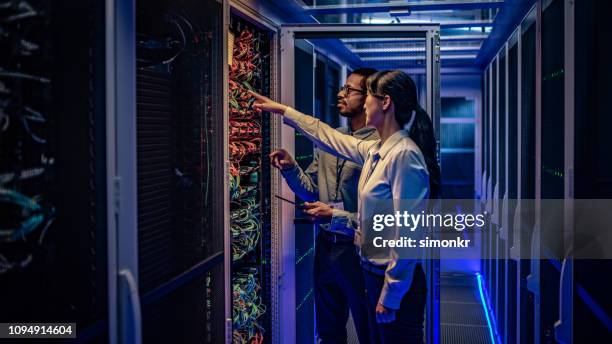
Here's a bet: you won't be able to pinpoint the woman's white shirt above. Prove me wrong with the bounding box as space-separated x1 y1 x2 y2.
283 107 430 310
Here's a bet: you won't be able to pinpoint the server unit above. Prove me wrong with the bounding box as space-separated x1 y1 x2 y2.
488 57 498 307
506 33 519 344
497 48 507 341
539 1 565 342
0 1 109 341
519 13 537 344
481 64 489 296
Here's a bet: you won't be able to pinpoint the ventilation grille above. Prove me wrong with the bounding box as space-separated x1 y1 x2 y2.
442 323 490 344
136 69 176 292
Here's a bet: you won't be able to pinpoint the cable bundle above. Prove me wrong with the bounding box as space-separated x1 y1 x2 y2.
229 28 262 179
230 139 261 173
0 187 55 275
1 1 56 274
228 24 267 344
230 120 261 139
231 196 260 261
229 80 256 120
0 187 52 243
232 269 266 344
228 26 263 256
230 174 241 200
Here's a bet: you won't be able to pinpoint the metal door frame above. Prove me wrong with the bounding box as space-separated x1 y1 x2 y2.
106 0 140 343
279 23 441 344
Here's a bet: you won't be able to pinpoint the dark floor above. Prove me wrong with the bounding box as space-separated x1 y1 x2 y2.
441 273 491 344
346 273 492 344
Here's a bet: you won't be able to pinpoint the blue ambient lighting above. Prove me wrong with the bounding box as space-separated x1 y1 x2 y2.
476 273 501 344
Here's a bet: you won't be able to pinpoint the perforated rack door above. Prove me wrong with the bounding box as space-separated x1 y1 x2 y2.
134 0 226 342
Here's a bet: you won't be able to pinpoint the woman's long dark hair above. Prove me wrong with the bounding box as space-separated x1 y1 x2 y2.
366 70 441 198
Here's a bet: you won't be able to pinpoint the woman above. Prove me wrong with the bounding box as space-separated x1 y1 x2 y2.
250 70 439 343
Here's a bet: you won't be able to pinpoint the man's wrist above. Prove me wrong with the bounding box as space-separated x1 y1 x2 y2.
280 163 298 173
281 163 297 171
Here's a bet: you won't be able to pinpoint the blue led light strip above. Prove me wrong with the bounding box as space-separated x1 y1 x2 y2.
476 273 501 344
295 246 314 265
296 288 314 312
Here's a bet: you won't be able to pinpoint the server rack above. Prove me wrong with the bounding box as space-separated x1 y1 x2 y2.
0 0 110 341
488 57 497 302
506 32 519 344
0 0 143 341
481 8 542 344
227 3 281 343
572 0 612 342
133 1 285 342
479 1 612 343
482 67 488 202
134 0 226 343
480 65 489 296
519 13 537 344
439 97 477 198
539 1 565 342
497 47 507 341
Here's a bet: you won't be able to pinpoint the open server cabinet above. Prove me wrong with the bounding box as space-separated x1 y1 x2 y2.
278 24 442 344
225 1 283 344
112 0 284 342
134 0 284 341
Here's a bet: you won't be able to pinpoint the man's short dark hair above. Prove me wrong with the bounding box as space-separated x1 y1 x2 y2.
350 67 378 89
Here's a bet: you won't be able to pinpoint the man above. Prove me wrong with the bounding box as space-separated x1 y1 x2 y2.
270 68 379 344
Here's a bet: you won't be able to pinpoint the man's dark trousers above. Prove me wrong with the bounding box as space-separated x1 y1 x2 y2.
314 233 372 344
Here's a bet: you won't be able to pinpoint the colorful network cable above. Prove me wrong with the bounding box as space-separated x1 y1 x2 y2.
232 269 266 344
228 25 268 344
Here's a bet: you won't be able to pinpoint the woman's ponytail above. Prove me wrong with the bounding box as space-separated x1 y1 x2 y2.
409 106 441 199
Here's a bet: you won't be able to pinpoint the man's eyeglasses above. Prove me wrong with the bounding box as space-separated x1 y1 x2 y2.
339 84 365 96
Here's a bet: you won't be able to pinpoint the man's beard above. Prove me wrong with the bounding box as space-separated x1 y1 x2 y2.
338 105 358 118
339 110 356 118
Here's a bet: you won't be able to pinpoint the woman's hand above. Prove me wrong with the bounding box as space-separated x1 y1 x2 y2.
375 303 396 323
249 91 288 114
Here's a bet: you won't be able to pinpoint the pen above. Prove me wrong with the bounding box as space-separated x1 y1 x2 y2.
274 194 305 209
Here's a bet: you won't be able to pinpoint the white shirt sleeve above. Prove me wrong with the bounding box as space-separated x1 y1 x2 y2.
282 107 377 166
